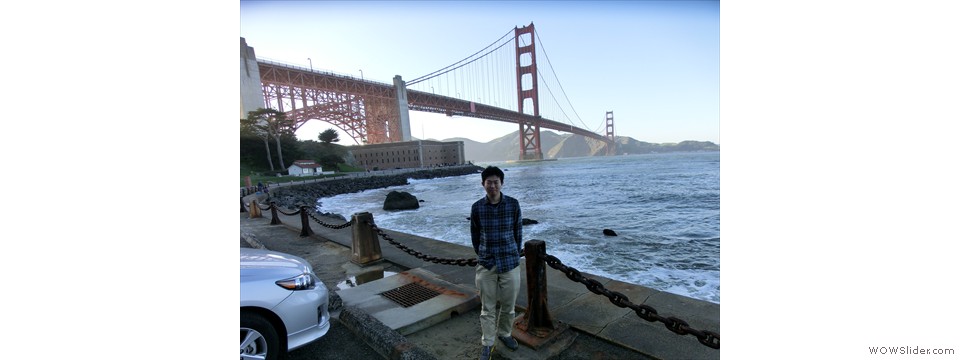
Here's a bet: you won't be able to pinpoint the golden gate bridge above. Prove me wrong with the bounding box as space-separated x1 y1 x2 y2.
240 23 616 160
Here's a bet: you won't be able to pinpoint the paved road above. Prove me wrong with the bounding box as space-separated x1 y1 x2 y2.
286 318 383 360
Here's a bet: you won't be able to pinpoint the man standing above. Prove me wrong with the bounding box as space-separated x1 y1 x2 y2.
471 166 523 360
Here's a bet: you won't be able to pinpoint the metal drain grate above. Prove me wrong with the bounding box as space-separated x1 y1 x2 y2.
380 282 441 308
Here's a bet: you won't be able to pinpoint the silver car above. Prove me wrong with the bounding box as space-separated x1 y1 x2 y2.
241 248 330 360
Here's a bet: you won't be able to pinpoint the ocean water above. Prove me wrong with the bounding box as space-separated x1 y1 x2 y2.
318 152 720 304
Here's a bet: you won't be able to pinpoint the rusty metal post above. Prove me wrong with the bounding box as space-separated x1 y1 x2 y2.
350 212 382 265
512 239 575 350
299 206 314 237
269 202 282 225
248 200 262 219
521 240 554 329
240 196 246 213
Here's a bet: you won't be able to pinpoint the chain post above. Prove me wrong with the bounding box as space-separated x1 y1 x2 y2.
299 206 314 237
248 199 262 219
522 240 553 330
512 240 575 350
269 202 282 225
350 212 382 265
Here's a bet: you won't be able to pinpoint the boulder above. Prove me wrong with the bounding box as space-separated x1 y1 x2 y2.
603 229 618 236
383 191 420 211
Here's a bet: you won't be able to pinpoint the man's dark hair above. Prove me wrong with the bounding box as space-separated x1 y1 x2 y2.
481 166 504 183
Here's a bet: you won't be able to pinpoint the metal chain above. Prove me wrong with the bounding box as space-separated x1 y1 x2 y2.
258 204 272 211
543 254 720 349
306 211 353 229
365 221 478 266
327 216 715 347
276 207 301 216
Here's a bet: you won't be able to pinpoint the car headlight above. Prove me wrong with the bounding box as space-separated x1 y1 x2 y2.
275 273 317 290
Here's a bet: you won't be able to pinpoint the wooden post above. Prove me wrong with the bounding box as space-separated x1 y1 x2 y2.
269 202 282 225
350 212 382 265
248 200 262 219
299 206 314 237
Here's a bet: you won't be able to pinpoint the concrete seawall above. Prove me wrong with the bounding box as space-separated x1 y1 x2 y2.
241 200 720 359
266 165 483 210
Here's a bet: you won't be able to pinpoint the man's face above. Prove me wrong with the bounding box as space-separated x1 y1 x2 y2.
483 176 502 198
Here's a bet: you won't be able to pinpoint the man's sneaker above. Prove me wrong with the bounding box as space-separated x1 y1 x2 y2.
498 335 519 351
479 345 494 360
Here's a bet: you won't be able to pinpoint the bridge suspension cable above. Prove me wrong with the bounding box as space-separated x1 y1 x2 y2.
407 28 515 85
534 29 603 133
405 24 610 140
532 28 607 136
407 26 519 113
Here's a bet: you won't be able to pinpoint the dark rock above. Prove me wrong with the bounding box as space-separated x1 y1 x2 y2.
383 191 420 211
603 229 618 236
419 200 425 203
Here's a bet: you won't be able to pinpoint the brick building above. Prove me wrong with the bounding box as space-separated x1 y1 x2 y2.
350 140 465 170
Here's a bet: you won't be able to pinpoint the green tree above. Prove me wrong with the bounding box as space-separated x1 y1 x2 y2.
244 108 295 169
318 153 345 170
318 128 340 145
241 110 275 171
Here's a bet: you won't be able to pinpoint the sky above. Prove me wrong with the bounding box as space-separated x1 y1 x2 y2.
240 1 719 144
5 1 960 358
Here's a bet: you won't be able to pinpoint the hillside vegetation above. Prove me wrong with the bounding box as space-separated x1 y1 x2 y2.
241 129 719 185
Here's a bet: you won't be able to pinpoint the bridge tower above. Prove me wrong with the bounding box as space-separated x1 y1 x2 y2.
515 23 543 160
605 111 617 155
240 38 266 118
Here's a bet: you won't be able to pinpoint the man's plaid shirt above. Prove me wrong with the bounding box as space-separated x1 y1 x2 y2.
471 193 523 273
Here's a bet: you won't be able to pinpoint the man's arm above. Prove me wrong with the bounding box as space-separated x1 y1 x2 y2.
514 199 523 254
471 203 481 255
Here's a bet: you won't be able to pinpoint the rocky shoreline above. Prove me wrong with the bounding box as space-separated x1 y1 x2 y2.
267 165 483 215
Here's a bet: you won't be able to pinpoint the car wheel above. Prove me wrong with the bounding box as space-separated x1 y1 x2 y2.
241 312 280 360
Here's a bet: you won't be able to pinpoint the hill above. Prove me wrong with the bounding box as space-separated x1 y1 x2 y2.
442 131 719 162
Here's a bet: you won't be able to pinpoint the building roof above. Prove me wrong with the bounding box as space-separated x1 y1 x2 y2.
290 160 321 168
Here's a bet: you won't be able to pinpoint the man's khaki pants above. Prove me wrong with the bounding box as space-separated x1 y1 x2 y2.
475 265 521 346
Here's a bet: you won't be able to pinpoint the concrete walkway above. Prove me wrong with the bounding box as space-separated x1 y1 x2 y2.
240 200 720 360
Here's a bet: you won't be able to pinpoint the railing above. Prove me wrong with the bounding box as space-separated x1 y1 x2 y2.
241 199 719 350
256 58 395 87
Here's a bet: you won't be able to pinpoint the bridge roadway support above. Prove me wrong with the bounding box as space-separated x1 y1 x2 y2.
363 98 402 144
394 76 412 142
240 38 266 118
